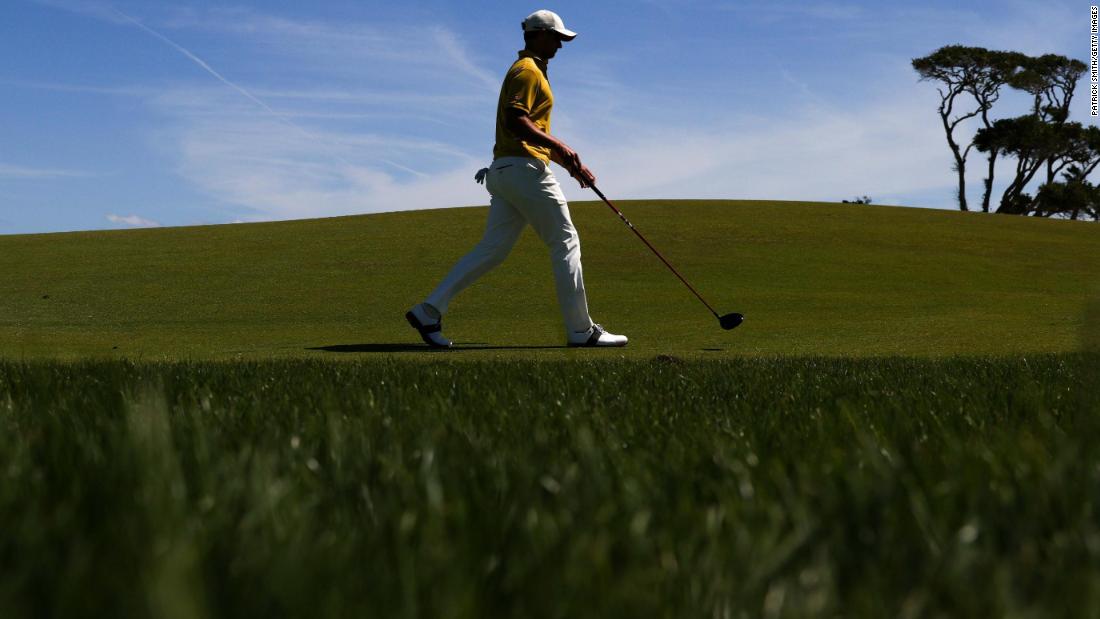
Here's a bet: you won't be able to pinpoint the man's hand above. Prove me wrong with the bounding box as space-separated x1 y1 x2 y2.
552 143 597 189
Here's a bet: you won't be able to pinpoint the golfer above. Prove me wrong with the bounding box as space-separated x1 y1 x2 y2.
406 9 628 349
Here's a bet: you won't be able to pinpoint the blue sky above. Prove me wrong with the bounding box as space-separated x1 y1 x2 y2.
0 0 1091 234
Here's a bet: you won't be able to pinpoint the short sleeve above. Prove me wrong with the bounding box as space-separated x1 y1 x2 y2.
503 67 540 115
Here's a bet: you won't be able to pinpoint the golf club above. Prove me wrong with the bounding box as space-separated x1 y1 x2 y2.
589 184 744 331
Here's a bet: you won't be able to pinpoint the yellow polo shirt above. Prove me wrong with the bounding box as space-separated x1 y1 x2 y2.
493 50 554 164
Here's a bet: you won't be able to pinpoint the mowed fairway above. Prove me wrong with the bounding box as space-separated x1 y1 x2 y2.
1 199 1097 360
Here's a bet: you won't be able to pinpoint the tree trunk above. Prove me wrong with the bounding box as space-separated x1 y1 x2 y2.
941 106 969 212
981 148 998 212
955 159 968 212
997 156 1044 214
996 161 1024 213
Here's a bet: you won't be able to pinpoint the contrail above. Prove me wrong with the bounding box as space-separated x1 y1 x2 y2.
108 7 427 178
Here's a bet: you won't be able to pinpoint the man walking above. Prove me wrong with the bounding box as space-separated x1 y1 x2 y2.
406 9 628 349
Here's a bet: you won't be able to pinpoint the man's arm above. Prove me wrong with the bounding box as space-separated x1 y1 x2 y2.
504 108 596 188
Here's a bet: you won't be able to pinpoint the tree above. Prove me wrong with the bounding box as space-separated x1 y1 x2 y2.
960 51 1090 216
967 51 1028 212
1035 164 1100 220
1009 54 1087 125
914 48 1095 218
973 116 1062 214
975 120 1100 217
1069 124 1100 179
1038 123 1100 205
1008 54 1088 189
912 46 1024 212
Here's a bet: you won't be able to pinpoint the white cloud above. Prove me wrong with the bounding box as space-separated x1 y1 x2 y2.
0 163 94 179
49 4 500 220
963 0 1079 57
716 1 867 22
157 92 489 219
153 5 501 98
30 0 130 24
106 213 161 227
429 25 500 94
561 72 954 207
145 64 962 222
140 42 1009 220
0 78 155 97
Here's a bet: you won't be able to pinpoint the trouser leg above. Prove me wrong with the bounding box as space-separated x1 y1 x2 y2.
497 160 594 335
424 194 525 315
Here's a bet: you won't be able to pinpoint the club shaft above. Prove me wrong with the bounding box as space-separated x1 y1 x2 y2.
590 185 720 318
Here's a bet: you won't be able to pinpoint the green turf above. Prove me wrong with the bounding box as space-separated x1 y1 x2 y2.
5 202 1100 615
2 355 1097 617
2 200 1097 360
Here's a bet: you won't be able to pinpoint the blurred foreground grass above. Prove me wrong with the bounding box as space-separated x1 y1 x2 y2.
1 355 1098 617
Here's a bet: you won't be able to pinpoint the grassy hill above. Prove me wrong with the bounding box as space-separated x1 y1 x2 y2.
1 199 1097 360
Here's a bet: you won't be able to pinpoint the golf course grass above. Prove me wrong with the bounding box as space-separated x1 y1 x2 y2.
2 355 1098 617
3 200 1100 616
1 199 1097 360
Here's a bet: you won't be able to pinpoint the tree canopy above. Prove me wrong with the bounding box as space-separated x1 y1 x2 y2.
914 46 1093 220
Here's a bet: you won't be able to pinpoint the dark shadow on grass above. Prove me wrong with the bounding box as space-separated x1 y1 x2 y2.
307 343 572 353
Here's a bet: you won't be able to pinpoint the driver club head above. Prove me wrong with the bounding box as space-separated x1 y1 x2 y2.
719 313 744 330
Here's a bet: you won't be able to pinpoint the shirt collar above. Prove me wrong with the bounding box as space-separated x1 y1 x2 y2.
518 50 548 75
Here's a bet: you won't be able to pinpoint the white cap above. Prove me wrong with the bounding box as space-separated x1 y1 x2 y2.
522 10 577 41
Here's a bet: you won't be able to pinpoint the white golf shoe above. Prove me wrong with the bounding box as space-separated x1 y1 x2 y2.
567 323 628 347
405 303 452 348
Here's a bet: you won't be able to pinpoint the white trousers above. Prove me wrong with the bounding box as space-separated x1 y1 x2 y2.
425 156 594 335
